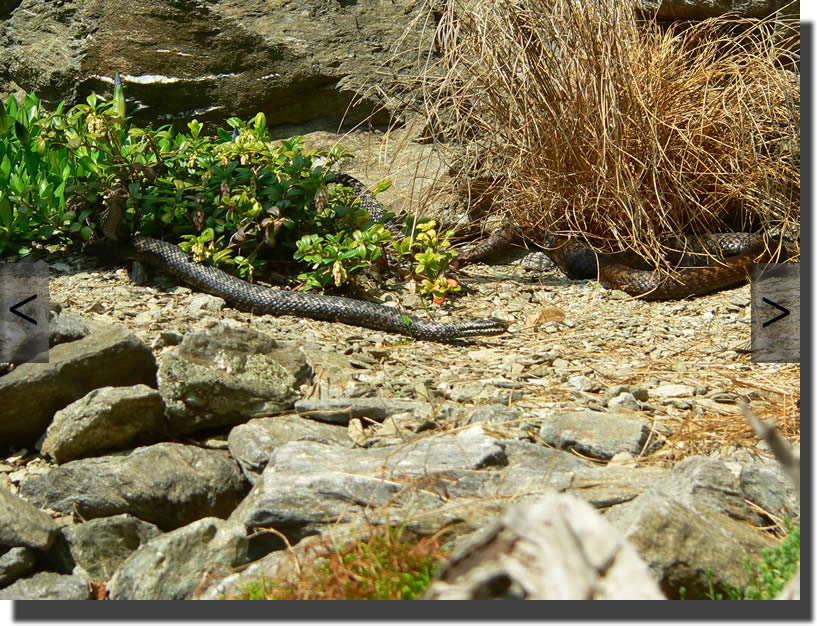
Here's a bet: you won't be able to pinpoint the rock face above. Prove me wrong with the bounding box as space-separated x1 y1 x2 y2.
0 487 58 551
0 0 794 135
0 0 433 131
0 570 91 600
44 514 161 583
639 0 797 20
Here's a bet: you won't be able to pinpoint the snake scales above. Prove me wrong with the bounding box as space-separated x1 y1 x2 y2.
99 176 507 342
452 225 769 300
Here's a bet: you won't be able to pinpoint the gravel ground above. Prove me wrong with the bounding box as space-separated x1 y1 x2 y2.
41 245 799 468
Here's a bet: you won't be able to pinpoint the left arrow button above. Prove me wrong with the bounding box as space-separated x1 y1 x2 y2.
10 294 38 325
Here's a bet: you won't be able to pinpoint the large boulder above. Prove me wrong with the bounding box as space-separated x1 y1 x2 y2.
0 0 432 130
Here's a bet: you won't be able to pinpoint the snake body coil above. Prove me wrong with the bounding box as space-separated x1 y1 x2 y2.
454 227 768 300
102 180 507 342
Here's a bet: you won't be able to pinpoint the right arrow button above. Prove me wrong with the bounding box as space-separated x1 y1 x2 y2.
761 297 790 328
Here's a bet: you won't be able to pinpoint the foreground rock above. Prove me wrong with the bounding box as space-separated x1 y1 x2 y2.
107 517 249 600
0 486 58 551
44 514 161 582
39 385 168 464
423 492 665 600
0 318 156 447
18 443 249 531
606 457 776 599
158 322 309 435
228 414 352 484
0 571 91 600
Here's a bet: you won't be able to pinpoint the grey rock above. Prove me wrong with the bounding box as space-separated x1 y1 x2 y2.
501 440 592 474
229 471 416 554
606 488 775 599
0 318 156 446
19 442 249 531
0 570 92 600
424 492 665 600
40 384 168 463
402 497 508 542
460 404 522 426
230 426 505 552
266 426 506 478
481 441 592 499
653 456 764 525
567 375 599 392
194 535 315 600
537 409 657 460
48 311 91 347
567 466 670 509
385 426 507 475
652 383 695 399
44 514 162 582
152 330 184 350
740 462 800 520
228 414 351 484
108 517 249 600
608 392 641 411
158 322 310 435
0 486 58 550
0 546 37 588
293 397 432 425
603 384 648 402
186 294 226 316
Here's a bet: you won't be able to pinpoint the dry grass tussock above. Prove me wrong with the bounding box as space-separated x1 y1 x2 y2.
378 0 800 272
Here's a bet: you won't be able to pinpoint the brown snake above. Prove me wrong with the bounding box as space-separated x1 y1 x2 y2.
451 226 770 300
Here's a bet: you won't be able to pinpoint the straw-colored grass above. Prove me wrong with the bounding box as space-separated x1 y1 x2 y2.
379 0 800 272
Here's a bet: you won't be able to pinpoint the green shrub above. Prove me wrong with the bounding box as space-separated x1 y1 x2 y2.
0 81 458 303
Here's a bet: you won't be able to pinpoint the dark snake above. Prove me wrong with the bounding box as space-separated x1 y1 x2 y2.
451 225 769 300
99 175 507 342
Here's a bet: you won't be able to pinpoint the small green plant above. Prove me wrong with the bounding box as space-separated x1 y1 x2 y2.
707 520 800 600
238 525 446 600
393 217 460 303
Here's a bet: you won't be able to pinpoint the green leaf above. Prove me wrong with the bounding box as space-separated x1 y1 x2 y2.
253 112 266 133
14 121 30 146
0 197 11 227
187 119 203 139
113 73 126 119
6 94 18 118
0 155 11 182
373 179 392 195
